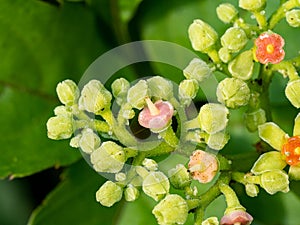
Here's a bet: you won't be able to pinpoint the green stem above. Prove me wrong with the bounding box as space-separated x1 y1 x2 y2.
269 0 298 29
159 126 179 148
252 11 268 30
219 183 245 214
232 171 247 185
271 61 299 81
260 65 274 121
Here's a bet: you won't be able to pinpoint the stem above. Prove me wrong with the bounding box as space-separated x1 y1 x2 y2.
271 61 299 81
159 126 179 148
252 11 268 30
232 171 247 185
219 183 245 213
269 0 298 29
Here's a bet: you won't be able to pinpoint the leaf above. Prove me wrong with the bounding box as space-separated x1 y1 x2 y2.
0 0 110 178
28 160 121 225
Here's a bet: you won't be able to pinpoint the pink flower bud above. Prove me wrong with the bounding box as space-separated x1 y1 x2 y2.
138 98 174 131
188 150 219 183
254 32 285 64
220 210 253 225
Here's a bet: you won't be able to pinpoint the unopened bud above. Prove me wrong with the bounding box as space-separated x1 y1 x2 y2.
289 164 300 180
127 80 148 109
206 131 230 150
147 76 173 100
56 79 79 106
96 181 123 207
245 183 259 197
90 141 125 173
199 103 229 134
111 78 130 105
188 19 218 53
202 217 219 225
218 47 232 63
244 108 266 132
217 78 250 108
216 3 238 24
142 171 170 201
152 194 188 225
221 27 248 53
142 158 158 171
183 58 212 83
79 128 101 154
179 79 199 105
46 115 73 140
124 185 140 202
168 164 191 189
239 0 266 11
286 10 300 27
228 50 254 80
78 80 112 114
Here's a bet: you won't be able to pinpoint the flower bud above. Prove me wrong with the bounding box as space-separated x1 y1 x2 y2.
54 105 72 117
251 151 287 175
111 78 130 105
239 0 266 11
46 115 73 140
221 27 248 53
127 80 148 109
202 217 219 225
199 103 229 134
244 108 266 132
69 134 81 148
56 79 79 106
188 150 219 183
152 194 188 225
218 47 232 63
294 112 300 136
245 183 259 197
286 9 300 27
79 128 101 154
90 141 125 173
188 19 218 53
124 185 139 202
216 3 238 24
142 171 170 201
285 79 300 108
78 80 112 114
179 79 199 106
258 122 287 151
228 50 254 80
183 58 212 83
147 76 173 100
115 172 127 182
260 169 289 195
168 164 191 189
96 181 123 207
206 131 230 150
142 158 158 171
220 210 253 225
217 78 250 108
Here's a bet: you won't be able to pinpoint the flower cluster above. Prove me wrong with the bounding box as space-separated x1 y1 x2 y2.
46 0 300 224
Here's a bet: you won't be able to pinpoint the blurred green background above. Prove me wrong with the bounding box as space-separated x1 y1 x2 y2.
1 0 300 224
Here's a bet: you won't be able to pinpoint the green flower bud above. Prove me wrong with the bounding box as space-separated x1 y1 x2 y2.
286 10 300 27
46 115 73 140
258 122 287 151
188 19 218 53
289 164 300 180
217 78 250 108
168 164 191 189
245 183 259 197
199 103 229 134
79 128 101 154
78 80 112 114
285 79 300 108
142 171 170 201
69 134 81 148
111 78 130 105
54 105 72 117
260 170 289 195
96 181 123 207
228 50 254 80
251 151 287 175
90 141 125 173
239 0 266 12
244 108 266 132
179 79 199 105
147 76 173 100
221 27 248 53
202 217 219 225
115 172 127 182
218 47 232 63
216 3 238 24
127 80 148 109
294 112 300 136
56 79 79 106
142 158 158 171
124 185 139 202
183 58 212 83
152 194 188 225
206 131 230 150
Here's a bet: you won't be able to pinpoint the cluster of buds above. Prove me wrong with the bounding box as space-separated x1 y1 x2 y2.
46 0 300 224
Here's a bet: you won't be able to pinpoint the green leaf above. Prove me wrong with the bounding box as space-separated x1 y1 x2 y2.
0 0 109 178
28 160 121 225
